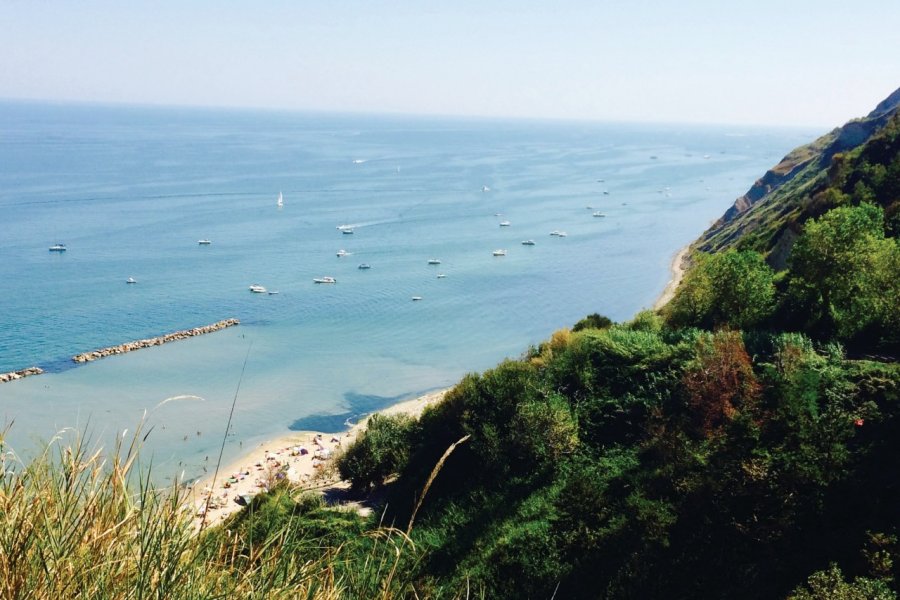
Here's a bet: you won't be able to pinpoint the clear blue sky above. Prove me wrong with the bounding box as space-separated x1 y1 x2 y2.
1 0 898 126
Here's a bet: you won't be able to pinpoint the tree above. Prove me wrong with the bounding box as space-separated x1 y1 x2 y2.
787 203 900 345
665 249 776 330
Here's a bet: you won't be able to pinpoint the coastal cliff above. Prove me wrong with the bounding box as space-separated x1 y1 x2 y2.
696 85 900 268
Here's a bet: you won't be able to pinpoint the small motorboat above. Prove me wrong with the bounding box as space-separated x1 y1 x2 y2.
313 277 336 284
336 249 351 257
437 273 446 279
427 258 441 265
411 296 423 301
358 264 371 270
198 239 211 245
593 211 607 217
126 277 137 284
48 243 67 252
499 221 511 227
492 249 507 256
342 228 354 234
249 284 267 293
521 240 536 246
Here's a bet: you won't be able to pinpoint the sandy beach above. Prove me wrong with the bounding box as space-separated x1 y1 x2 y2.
653 245 690 310
190 388 448 529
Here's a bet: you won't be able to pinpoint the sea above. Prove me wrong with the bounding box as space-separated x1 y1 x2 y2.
0 100 815 484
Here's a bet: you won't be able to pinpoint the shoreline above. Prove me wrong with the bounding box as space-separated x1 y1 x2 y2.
653 245 690 310
190 388 449 528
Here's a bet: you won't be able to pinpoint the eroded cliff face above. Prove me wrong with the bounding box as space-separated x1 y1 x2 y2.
696 86 900 264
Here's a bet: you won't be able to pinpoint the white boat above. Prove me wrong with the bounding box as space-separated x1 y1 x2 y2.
437 273 446 278
549 230 561 236
126 277 137 284
411 296 423 301
342 228 354 234
592 211 607 217
358 263 371 270
249 285 267 293
521 240 536 246
48 243 67 252
267 290 279 295
198 239 211 245
492 249 507 256
336 249 351 257
482 185 490 192
427 259 441 265
313 277 336 284
550 230 568 237
499 221 511 227
336 224 353 231
277 191 284 208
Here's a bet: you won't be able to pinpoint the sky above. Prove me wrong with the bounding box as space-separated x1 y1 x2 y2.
1 0 898 127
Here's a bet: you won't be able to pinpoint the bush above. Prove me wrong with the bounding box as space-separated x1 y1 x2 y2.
788 563 896 600
337 413 417 492
572 313 613 332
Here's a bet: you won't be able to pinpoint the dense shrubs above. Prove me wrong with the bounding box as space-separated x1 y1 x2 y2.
336 413 417 491
327 318 899 598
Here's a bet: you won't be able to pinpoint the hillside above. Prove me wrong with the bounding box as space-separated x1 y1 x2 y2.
697 86 900 269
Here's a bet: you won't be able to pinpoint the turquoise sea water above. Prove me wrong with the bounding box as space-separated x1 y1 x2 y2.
0 101 814 483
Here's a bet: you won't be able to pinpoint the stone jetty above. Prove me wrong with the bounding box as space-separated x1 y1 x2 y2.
0 366 44 384
72 318 240 364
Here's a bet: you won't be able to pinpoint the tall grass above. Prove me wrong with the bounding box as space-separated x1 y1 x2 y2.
0 425 437 599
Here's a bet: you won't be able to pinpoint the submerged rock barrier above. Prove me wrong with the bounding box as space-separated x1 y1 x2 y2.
71 318 240 364
0 366 44 384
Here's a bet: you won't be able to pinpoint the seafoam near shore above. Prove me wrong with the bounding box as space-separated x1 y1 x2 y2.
191 389 448 527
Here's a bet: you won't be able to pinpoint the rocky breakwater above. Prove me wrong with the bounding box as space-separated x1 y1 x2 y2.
72 318 240 364
0 366 44 384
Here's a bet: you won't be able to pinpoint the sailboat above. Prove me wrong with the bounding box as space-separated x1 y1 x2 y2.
277 191 284 208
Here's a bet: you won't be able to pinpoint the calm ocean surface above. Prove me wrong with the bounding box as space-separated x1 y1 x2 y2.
0 101 814 482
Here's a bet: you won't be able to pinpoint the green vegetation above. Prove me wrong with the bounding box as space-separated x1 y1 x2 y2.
0 428 426 598
785 203 900 346
666 248 776 329
330 311 898 598
336 413 417 491
669 203 900 352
